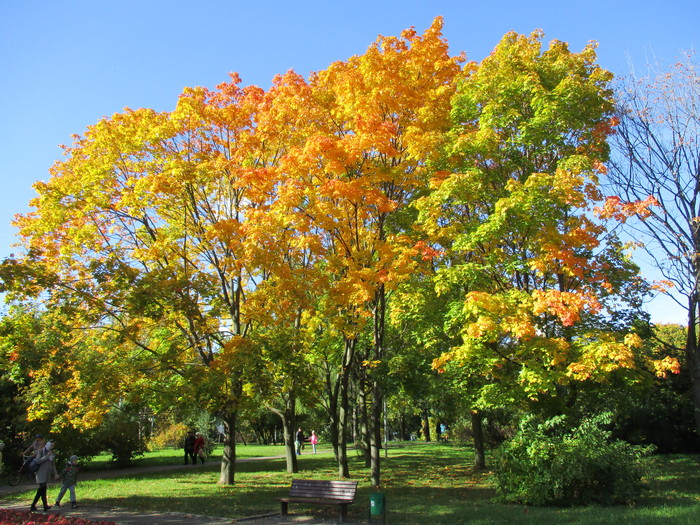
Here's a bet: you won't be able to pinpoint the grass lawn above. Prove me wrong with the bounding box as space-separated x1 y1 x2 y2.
2 442 700 524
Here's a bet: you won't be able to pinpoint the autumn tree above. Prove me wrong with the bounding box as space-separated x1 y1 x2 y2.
606 52 700 434
0 304 62 436
417 30 674 465
272 17 463 485
10 75 275 484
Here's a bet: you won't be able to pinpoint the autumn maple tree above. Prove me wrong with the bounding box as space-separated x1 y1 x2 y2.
266 17 463 484
10 75 276 484
416 30 677 464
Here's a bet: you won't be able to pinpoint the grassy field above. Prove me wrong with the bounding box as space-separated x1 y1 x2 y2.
2 442 700 524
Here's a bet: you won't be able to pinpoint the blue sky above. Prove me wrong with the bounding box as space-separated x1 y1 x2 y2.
0 0 697 323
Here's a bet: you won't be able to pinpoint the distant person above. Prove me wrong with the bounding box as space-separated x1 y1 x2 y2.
295 428 305 456
30 439 58 512
440 423 449 442
193 432 206 464
55 455 79 509
23 434 45 478
23 434 45 468
310 430 318 454
23 434 45 458
184 430 196 465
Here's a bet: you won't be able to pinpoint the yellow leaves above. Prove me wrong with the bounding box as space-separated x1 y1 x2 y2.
623 333 643 348
309 17 461 170
318 179 397 213
650 356 682 378
432 351 454 373
8 18 655 431
565 332 638 381
463 290 537 341
547 338 572 368
456 287 645 391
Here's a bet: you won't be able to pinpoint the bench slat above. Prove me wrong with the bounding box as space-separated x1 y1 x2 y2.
289 488 355 498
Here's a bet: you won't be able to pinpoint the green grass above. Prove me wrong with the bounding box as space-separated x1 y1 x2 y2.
3 442 700 524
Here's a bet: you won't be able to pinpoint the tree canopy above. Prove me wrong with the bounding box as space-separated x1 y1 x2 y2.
0 18 682 486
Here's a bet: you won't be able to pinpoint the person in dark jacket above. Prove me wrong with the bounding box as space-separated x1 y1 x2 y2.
184 430 196 465
295 428 305 456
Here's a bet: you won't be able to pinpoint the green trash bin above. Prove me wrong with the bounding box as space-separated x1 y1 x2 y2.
369 492 385 522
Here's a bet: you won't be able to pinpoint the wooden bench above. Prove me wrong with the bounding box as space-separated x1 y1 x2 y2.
276 479 358 523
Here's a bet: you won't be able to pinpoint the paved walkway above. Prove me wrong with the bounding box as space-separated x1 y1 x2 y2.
0 458 355 524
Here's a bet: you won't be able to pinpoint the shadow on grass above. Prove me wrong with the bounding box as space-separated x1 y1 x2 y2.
633 453 700 509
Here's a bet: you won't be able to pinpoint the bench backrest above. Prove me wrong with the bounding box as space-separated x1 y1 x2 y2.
289 479 358 502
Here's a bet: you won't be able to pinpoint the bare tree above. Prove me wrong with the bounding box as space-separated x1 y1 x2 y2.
607 51 700 432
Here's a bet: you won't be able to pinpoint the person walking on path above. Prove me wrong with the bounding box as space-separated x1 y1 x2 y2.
30 439 58 512
295 428 305 456
193 432 206 464
309 431 318 454
184 430 196 465
55 455 80 509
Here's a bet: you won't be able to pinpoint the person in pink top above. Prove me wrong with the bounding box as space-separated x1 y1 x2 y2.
309 430 318 454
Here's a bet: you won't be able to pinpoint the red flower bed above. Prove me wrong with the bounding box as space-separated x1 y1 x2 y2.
0 509 116 525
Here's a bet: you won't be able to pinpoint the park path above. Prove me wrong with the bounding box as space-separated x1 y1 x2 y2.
0 456 352 525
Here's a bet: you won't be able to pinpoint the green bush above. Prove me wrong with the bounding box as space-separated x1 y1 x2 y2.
494 413 652 506
94 409 147 467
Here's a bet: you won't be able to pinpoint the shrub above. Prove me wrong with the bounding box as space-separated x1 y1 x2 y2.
93 409 146 467
494 412 652 506
148 422 189 451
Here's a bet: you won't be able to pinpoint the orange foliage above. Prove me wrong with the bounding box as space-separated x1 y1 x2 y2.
594 195 659 221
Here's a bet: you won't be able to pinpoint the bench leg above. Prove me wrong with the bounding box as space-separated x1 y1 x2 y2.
339 503 348 523
280 501 288 516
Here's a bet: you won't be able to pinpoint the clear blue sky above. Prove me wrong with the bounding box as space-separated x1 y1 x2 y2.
1 0 697 323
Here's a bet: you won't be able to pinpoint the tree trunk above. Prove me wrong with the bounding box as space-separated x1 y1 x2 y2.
687 294 700 434
471 409 486 470
283 399 298 474
356 370 371 467
336 337 355 478
268 394 298 474
422 408 431 442
219 410 237 485
324 364 340 462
